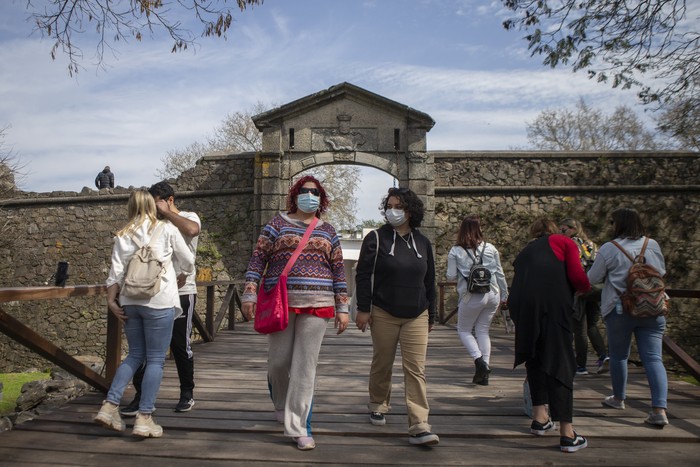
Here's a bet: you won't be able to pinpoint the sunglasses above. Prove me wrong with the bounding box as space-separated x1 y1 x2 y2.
299 187 320 196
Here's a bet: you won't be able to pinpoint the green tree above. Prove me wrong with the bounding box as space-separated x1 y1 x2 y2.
26 0 264 75
526 98 664 151
502 1 699 111
158 103 360 230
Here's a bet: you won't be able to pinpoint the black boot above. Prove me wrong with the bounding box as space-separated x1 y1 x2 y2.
473 357 491 385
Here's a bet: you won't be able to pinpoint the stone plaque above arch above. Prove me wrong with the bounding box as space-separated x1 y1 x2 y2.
251 82 436 239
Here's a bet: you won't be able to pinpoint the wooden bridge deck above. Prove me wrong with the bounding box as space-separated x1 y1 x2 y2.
1 322 699 466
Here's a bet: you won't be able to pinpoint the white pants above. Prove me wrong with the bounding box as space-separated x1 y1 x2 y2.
457 291 499 364
267 313 329 438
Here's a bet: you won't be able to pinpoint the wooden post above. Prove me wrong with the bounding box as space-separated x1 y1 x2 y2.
105 307 122 384
438 283 445 324
205 285 215 338
0 305 110 392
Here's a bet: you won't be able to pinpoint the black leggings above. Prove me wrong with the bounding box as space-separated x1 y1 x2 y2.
526 359 573 423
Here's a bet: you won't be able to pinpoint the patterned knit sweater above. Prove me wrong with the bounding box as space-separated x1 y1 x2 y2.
243 212 349 313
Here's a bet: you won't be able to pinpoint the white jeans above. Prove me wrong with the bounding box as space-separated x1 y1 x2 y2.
457 291 499 364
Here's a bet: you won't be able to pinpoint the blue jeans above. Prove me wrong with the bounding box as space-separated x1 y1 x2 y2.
604 311 668 408
106 306 176 413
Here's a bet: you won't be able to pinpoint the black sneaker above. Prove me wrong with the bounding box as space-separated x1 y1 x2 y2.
119 396 140 417
369 411 386 426
409 431 439 446
174 398 195 412
530 418 556 436
560 432 588 453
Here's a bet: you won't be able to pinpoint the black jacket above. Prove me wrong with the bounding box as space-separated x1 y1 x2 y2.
95 169 114 189
355 224 436 324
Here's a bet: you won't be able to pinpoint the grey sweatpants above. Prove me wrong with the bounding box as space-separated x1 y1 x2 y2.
268 313 329 438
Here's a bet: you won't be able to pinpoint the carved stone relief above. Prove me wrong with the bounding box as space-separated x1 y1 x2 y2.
310 113 378 152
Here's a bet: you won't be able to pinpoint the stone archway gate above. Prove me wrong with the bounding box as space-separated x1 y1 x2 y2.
250 82 437 239
1 82 700 371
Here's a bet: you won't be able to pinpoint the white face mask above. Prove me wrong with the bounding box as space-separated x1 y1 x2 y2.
385 208 407 227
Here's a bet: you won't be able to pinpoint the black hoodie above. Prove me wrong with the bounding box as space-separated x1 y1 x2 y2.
355 223 436 324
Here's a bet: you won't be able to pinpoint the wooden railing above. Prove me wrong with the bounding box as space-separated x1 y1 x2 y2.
0 280 242 393
437 281 700 381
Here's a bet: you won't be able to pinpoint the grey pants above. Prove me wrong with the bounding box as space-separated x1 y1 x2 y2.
268 313 329 438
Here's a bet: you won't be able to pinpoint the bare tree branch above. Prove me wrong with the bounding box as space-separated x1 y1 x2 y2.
526 98 666 151
25 0 264 75
1 126 26 250
158 102 361 229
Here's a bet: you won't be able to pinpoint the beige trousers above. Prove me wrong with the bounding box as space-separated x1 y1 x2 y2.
368 306 431 435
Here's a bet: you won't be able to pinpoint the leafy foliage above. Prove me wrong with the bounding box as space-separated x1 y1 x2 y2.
26 0 264 75
525 98 664 151
502 1 700 111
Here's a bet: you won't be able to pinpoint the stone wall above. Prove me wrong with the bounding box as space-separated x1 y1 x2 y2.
1 150 699 371
0 154 256 371
431 151 700 361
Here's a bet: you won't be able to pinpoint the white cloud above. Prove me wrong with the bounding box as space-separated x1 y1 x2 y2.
0 0 660 196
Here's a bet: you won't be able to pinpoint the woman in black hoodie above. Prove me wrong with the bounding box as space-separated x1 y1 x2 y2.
354 187 438 446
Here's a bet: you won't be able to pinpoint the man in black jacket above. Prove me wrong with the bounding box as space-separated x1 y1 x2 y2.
95 166 114 192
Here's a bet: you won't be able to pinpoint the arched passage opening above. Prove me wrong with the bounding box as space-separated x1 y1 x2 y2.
250 82 436 243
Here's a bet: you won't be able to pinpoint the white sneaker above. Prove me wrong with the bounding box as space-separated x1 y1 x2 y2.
94 401 125 432
132 413 163 438
294 436 316 450
602 395 625 410
409 431 439 446
644 411 669 426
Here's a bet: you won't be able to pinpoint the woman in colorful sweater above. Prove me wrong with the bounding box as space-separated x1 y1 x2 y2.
241 175 349 451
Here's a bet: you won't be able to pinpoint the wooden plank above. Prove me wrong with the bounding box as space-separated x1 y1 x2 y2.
663 335 700 381
213 283 236 332
0 285 106 302
0 306 110 392
192 309 213 342
0 323 698 466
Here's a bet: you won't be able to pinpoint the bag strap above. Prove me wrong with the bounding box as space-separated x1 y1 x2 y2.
371 229 379 293
464 243 485 265
280 217 319 278
477 243 486 265
611 237 649 264
130 221 164 250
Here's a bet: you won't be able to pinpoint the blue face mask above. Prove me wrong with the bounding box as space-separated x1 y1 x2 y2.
297 193 320 213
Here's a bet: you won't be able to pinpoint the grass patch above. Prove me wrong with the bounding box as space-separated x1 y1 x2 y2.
680 375 699 386
0 372 51 416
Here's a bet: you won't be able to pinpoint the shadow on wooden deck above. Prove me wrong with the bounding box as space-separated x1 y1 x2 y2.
0 322 698 466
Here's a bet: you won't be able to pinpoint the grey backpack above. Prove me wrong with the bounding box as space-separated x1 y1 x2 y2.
121 223 167 299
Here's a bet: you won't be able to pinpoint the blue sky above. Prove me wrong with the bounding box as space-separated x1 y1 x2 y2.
0 0 655 221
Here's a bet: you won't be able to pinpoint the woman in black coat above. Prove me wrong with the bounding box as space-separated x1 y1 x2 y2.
509 218 591 453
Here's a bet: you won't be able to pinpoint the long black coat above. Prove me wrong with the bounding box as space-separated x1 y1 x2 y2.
509 236 576 390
